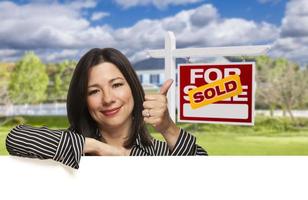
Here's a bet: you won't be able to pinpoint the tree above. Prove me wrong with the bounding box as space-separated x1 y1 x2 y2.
0 63 11 105
255 55 280 116
46 60 76 102
271 58 306 121
301 65 308 108
0 63 13 125
8 52 49 104
255 56 307 120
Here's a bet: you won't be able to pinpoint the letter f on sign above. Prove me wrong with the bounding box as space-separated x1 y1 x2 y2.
191 69 203 84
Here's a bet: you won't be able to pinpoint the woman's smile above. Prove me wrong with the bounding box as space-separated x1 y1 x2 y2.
101 106 122 117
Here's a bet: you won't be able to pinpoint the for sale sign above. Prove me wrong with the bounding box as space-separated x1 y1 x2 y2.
178 62 255 125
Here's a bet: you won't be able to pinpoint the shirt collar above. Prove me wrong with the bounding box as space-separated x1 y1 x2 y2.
135 134 155 155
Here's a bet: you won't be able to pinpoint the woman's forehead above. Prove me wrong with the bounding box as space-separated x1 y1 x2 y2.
88 62 125 82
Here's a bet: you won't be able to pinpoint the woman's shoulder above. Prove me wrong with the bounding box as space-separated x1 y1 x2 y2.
10 124 77 133
11 124 64 131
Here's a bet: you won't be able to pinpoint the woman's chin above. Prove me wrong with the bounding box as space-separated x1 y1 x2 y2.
99 119 127 129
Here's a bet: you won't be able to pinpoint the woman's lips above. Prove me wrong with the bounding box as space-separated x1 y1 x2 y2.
101 107 121 117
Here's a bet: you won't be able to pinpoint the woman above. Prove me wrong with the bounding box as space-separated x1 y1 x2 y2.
6 48 207 169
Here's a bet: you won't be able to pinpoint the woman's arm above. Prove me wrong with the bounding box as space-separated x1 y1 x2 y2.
158 120 208 155
152 126 208 156
6 125 85 169
6 125 128 168
159 121 180 151
143 79 207 155
143 79 179 151
168 128 208 155
84 138 129 156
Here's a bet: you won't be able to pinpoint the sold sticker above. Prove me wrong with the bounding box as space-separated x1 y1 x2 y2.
188 74 242 109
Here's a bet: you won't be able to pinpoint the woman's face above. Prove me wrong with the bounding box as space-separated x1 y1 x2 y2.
86 62 134 130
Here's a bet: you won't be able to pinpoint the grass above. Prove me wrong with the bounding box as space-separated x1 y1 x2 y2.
0 127 9 155
1 115 308 155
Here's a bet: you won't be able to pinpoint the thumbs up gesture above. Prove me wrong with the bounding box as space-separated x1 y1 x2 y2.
142 79 175 134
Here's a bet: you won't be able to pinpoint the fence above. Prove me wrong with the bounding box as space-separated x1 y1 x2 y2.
256 110 308 118
1 103 308 118
0 103 67 116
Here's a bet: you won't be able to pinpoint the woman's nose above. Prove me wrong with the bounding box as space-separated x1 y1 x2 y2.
102 89 115 105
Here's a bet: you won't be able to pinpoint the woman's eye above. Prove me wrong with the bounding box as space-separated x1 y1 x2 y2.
88 90 99 95
112 83 124 88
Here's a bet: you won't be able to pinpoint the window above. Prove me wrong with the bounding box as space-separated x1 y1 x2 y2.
150 74 160 85
138 74 143 83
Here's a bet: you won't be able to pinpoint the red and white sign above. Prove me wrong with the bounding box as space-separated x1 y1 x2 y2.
178 62 255 125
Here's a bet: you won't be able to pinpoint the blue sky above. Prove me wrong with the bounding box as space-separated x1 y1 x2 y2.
15 0 287 28
0 0 307 65
99 0 287 28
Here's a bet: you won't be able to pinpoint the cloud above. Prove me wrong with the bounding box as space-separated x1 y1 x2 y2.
69 0 97 9
280 0 308 37
0 1 86 49
44 49 81 62
0 49 20 61
91 12 110 21
28 0 97 9
270 0 308 65
190 4 219 26
0 1 281 63
0 1 115 50
257 0 281 4
113 0 202 9
112 3 278 62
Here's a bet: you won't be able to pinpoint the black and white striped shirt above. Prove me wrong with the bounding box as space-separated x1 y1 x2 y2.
6 125 207 169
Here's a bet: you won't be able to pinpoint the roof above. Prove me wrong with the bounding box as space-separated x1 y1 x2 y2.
133 58 187 70
133 57 230 71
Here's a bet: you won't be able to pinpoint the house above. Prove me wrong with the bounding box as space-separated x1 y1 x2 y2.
133 57 230 89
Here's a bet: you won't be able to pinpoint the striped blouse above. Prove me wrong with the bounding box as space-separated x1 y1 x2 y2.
6 125 208 169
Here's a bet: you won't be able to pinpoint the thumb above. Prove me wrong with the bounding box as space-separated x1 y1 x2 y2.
159 79 174 95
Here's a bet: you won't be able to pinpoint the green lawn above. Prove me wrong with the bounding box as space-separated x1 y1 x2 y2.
151 132 308 155
0 127 9 155
1 115 308 155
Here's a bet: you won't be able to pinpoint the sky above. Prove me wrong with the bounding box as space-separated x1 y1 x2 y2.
0 0 307 66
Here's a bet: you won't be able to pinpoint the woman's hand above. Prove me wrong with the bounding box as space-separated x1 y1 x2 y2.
142 79 180 150
84 138 130 156
142 79 174 134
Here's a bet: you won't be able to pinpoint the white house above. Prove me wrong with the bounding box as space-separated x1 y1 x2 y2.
133 57 230 89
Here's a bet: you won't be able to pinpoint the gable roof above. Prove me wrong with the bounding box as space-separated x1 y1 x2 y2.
133 58 187 70
133 57 230 71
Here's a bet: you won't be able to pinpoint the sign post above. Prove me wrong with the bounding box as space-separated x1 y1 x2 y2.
148 31 270 124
